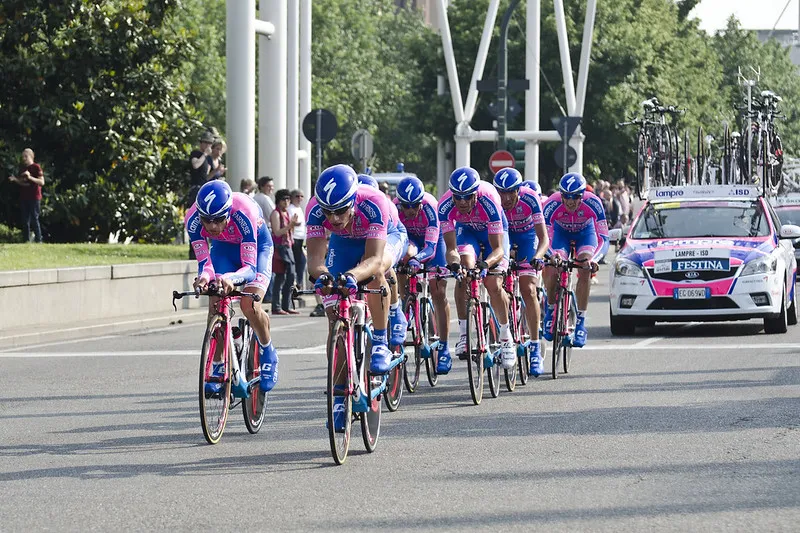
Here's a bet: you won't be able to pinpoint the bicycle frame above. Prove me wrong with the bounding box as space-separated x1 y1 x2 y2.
402 266 441 358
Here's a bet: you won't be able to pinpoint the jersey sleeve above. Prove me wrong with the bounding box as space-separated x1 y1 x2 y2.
584 195 610 261
542 198 559 244
185 209 215 282
477 194 504 235
305 200 327 239
438 196 456 234
521 193 545 226
360 198 388 240
415 202 440 263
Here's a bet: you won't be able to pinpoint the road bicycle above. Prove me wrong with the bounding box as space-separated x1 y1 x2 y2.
722 123 745 185
295 275 403 465
455 266 504 404
396 263 441 391
172 284 267 445
544 254 592 380
750 90 785 195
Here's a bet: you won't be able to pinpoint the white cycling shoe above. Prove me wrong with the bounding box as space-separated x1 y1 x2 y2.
456 335 468 360
500 340 516 369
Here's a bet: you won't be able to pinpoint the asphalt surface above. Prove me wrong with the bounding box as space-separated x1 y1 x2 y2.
1 271 798 532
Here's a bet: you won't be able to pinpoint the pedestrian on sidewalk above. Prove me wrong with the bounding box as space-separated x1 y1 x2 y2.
270 189 300 315
7 148 45 243
288 189 307 289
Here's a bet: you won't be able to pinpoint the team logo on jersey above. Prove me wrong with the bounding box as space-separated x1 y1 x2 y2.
242 243 256 255
233 212 250 235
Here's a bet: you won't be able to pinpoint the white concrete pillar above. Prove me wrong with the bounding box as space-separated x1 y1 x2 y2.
226 0 256 190
525 0 541 182
286 0 300 192
258 1 287 189
299 0 313 197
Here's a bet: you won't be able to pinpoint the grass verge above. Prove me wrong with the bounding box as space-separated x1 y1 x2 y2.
0 243 188 271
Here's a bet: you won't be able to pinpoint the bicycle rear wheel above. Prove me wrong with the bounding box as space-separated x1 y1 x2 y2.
421 298 439 387
383 344 403 412
465 299 484 405
199 314 231 445
551 292 564 380
484 303 501 399
242 320 268 434
635 131 647 198
402 297 421 393
771 134 784 194
563 292 577 374
327 320 352 465
359 325 381 452
505 296 521 392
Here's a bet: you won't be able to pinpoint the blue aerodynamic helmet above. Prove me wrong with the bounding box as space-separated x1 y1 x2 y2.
315 164 359 210
558 172 587 197
448 166 481 196
357 174 379 189
196 180 234 220
493 168 523 192
521 180 542 195
397 176 425 205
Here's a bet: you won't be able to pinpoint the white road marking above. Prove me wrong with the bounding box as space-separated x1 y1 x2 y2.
0 342 796 358
632 323 700 347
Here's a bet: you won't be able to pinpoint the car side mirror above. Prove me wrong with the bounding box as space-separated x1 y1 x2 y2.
779 224 800 239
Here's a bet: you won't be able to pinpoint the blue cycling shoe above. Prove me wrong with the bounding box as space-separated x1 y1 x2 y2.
529 342 543 377
573 316 588 348
370 344 393 374
204 362 224 398
436 346 452 374
542 304 554 341
389 308 408 347
259 343 279 392
325 396 347 433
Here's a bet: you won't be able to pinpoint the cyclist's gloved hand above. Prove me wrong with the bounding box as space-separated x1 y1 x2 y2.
314 273 333 293
342 273 359 296
475 260 489 279
532 258 545 271
447 262 463 279
590 261 600 273
407 258 422 272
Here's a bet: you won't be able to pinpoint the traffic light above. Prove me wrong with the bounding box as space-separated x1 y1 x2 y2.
506 139 525 170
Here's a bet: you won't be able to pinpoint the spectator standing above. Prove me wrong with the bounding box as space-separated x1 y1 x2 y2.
288 189 307 288
254 176 276 222
240 178 256 197
7 148 44 243
188 130 213 203
270 189 300 315
207 139 227 181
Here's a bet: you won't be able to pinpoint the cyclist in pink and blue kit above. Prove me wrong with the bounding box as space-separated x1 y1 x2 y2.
439 166 516 369
185 180 278 396
306 165 408 384
394 176 452 374
493 168 550 376
542 172 609 347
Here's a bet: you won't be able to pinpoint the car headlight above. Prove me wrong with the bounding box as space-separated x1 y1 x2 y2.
614 259 645 278
740 256 778 276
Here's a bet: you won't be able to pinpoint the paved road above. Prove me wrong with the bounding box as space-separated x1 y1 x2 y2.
1 274 798 532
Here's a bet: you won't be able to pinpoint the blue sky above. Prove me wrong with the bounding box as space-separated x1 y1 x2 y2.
689 0 799 32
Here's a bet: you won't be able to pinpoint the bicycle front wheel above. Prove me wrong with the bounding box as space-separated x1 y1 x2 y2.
359 325 381 452
402 297 421 393
327 320 352 465
383 344 403 412
199 314 231 445
242 320 268 434
552 292 564 380
421 298 439 387
484 303 501 399
466 299 484 405
563 292 577 375
511 295 525 388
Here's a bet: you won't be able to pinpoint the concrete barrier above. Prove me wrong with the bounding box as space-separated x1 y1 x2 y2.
0 260 204 333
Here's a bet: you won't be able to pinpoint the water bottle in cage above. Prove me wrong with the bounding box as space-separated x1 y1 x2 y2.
352 301 366 326
232 325 243 356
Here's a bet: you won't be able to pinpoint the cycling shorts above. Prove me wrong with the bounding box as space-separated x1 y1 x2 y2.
456 225 509 271
549 222 597 260
509 233 540 278
209 224 272 292
408 234 447 269
325 227 408 277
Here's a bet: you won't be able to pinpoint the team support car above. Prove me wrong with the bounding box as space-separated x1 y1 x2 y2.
609 184 800 335
772 195 800 264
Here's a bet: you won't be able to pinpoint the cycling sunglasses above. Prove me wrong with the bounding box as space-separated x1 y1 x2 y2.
200 214 228 224
562 192 584 200
452 192 476 201
400 201 421 209
321 205 351 217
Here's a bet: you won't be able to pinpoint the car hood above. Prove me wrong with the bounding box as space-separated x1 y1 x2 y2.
619 237 774 266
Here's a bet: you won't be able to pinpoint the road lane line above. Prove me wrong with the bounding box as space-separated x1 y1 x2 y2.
1 342 796 358
632 323 700 348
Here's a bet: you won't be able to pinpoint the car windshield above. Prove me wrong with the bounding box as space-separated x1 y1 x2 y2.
632 201 770 239
774 206 800 227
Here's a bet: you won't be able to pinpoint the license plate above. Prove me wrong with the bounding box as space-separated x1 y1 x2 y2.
674 288 710 299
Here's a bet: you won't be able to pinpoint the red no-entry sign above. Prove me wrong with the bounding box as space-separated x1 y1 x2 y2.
489 150 515 173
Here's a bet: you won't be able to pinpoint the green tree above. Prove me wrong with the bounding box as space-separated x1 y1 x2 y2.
0 0 203 242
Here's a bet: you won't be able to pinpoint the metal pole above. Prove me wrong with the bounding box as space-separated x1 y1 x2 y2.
525 0 541 181
299 0 312 196
316 109 323 177
226 0 256 188
563 121 568 172
497 0 521 150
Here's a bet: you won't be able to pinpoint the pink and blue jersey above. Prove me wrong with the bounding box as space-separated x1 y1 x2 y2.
185 192 273 289
394 192 443 264
542 191 609 261
505 186 545 236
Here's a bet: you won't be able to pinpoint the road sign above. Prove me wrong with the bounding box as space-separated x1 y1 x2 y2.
489 150 516 173
551 116 582 140
554 145 578 169
351 129 374 162
302 109 338 144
